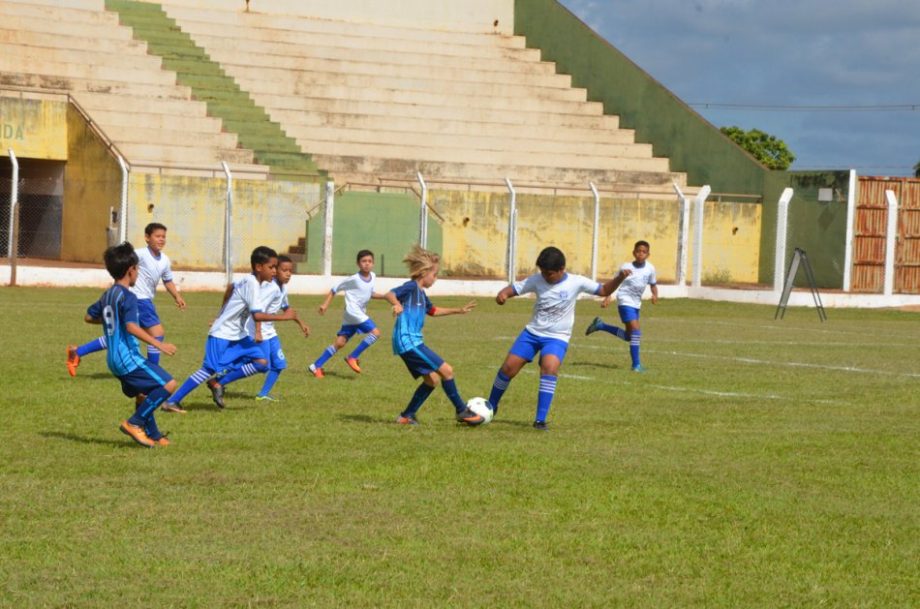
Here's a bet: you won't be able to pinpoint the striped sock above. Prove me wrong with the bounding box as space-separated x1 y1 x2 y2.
76 336 107 357
630 330 642 367
535 375 558 423
220 361 265 387
312 345 337 369
146 335 164 365
489 370 511 413
348 333 378 359
168 367 212 405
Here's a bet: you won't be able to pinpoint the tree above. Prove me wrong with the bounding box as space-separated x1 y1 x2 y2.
914 159 920 178
720 126 796 171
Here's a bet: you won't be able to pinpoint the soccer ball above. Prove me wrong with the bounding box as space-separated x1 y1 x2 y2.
466 397 494 425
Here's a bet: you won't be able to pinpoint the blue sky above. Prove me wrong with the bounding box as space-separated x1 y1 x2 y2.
558 0 920 176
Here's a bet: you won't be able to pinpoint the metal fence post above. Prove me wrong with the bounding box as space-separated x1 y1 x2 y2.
8 149 19 286
221 161 233 284
672 182 690 286
589 182 600 281
116 153 129 243
505 178 517 283
323 180 334 277
691 185 711 288
774 188 794 293
842 169 857 292
417 171 428 248
883 189 899 296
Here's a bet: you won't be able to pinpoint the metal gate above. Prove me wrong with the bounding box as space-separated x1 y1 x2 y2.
853 177 920 293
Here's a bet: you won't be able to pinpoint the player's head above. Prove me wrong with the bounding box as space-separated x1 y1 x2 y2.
144 222 168 252
251 246 278 281
276 254 294 285
104 241 139 281
536 246 566 284
404 244 440 286
633 240 650 263
356 249 374 274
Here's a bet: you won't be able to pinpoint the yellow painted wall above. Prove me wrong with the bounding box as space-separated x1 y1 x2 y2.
0 94 68 160
431 189 761 283
62 105 121 263
127 174 320 270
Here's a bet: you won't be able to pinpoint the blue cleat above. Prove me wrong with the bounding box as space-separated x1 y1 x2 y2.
585 316 603 336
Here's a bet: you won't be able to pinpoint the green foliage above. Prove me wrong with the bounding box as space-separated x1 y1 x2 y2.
914 159 920 177
1 288 918 607
721 125 796 170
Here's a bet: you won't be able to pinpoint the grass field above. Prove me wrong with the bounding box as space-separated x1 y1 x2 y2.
1 286 917 608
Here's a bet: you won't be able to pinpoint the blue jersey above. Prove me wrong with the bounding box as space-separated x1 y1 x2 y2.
87 284 148 376
390 279 433 354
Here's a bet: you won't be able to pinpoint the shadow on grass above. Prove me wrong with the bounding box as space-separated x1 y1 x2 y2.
40 431 137 449
337 413 381 425
567 360 622 371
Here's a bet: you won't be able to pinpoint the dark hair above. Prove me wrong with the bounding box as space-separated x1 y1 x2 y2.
104 241 139 280
634 240 650 251
145 222 167 236
250 246 278 269
536 246 566 271
277 254 293 265
356 249 374 263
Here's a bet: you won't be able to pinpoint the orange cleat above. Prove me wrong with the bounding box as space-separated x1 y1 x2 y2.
345 357 362 374
66 345 80 377
153 436 171 447
309 364 324 378
119 420 155 448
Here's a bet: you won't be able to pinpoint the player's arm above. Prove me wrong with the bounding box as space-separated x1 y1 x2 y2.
650 283 659 305
164 280 186 309
252 308 297 322
317 290 335 315
430 301 476 316
598 269 631 299
495 285 516 305
371 291 388 300
84 314 103 324
126 322 176 355
383 291 403 316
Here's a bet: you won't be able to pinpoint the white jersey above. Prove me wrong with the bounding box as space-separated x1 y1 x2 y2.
130 246 174 301
246 279 288 340
513 272 601 341
616 261 657 308
333 271 375 325
209 274 263 341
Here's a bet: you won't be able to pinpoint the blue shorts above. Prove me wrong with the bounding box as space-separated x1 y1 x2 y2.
117 361 173 398
137 299 161 329
203 335 265 374
509 329 570 364
398 343 445 379
618 306 641 324
259 336 287 371
337 318 377 338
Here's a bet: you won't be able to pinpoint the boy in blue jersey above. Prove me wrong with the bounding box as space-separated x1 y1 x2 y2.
162 246 297 413
585 240 658 372
309 249 383 377
384 245 484 426
488 246 625 430
83 242 178 447
67 222 185 376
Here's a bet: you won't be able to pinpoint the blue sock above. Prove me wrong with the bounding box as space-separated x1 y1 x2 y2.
258 369 282 397
128 386 170 428
146 335 164 365
168 367 212 405
441 378 466 413
347 334 378 359
601 323 628 340
535 375 557 423
76 336 107 357
220 361 267 387
312 345 337 369
489 370 511 413
402 383 435 417
630 330 642 367
144 416 162 441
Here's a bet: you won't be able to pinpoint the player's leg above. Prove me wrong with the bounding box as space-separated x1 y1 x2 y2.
626 318 643 371
488 329 537 414
533 349 565 430
398 372 438 424
163 337 223 412
345 322 380 373
137 300 164 365
143 322 166 366
257 337 285 400
310 329 351 376
66 335 107 376
585 316 628 340
138 377 177 446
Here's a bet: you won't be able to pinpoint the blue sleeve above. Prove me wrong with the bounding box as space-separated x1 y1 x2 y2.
86 296 103 320
390 280 414 303
121 291 140 325
424 292 433 312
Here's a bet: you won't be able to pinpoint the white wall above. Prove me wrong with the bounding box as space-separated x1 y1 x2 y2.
153 0 515 33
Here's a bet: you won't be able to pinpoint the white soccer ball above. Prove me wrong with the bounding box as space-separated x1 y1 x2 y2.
466 397 494 425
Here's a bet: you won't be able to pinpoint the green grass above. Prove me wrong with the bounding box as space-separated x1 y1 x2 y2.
1 287 917 608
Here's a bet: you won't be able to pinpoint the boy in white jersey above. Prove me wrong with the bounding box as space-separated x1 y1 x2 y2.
308 249 383 377
67 222 186 376
162 246 297 413
488 246 624 430
585 240 658 372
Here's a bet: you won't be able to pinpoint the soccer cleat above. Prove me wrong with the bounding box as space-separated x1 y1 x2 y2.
456 407 485 426
207 380 225 409
66 345 80 377
308 364 324 378
255 395 278 402
585 316 603 336
119 420 155 447
395 414 420 426
533 421 549 431
161 402 187 415
631 365 646 373
152 434 171 447
345 357 362 374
